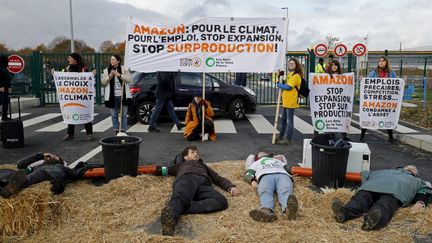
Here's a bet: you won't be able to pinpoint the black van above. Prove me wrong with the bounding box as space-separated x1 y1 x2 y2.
129 72 257 124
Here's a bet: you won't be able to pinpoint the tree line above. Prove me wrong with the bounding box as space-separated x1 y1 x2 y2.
0 36 125 55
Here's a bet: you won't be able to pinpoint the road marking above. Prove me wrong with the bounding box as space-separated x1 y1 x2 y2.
23 113 61 127
37 121 67 132
247 114 278 134
214 119 237 133
70 145 102 167
294 116 314 134
81 116 111 132
127 122 149 133
10 113 31 119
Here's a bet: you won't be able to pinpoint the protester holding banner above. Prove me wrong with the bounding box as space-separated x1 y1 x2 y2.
183 93 216 141
275 58 302 145
147 72 184 133
0 55 12 121
327 60 350 141
326 54 335 73
62 53 94 141
101 54 132 134
360 56 397 142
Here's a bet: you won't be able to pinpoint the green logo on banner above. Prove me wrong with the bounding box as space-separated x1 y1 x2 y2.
205 57 215 67
315 119 325 131
72 114 80 121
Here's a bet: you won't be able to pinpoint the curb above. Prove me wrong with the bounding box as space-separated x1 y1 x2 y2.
395 134 432 153
9 97 40 111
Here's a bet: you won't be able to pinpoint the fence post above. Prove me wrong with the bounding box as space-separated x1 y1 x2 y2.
308 50 315 79
32 51 44 105
347 53 353 72
94 52 102 106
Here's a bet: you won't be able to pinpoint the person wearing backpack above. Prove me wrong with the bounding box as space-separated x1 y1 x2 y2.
276 58 303 145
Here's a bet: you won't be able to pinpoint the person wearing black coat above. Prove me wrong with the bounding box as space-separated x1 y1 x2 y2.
147 72 184 132
0 55 12 121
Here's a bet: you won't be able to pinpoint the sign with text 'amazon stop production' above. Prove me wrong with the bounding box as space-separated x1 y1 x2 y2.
359 78 405 129
309 73 355 133
125 17 287 73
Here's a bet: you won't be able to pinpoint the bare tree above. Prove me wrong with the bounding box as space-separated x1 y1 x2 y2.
99 40 115 53
326 34 340 50
0 43 11 53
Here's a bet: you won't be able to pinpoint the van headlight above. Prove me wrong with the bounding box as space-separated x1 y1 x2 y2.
243 87 256 96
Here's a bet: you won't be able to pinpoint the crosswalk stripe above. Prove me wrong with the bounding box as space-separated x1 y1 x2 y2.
247 114 278 134
71 145 102 166
37 121 67 132
10 113 31 119
214 119 237 133
293 116 314 134
23 113 61 128
127 122 149 133
353 113 418 134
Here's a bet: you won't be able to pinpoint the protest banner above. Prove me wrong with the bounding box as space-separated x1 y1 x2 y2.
125 17 287 73
309 73 355 133
53 72 95 125
359 78 405 129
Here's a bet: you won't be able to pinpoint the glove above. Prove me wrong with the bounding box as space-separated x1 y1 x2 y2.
279 70 285 76
277 83 293 90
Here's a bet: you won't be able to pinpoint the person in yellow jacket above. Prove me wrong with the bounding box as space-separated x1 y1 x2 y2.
183 93 216 141
314 58 326 73
276 58 303 145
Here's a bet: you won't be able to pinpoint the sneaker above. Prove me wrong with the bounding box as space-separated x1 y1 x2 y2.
148 127 160 133
362 209 381 231
63 134 73 141
286 195 298 220
331 197 346 223
161 206 176 236
0 170 27 198
275 137 286 145
249 207 277 222
114 129 119 135
203 133 209 141
176 123 185 130
87 134 93 141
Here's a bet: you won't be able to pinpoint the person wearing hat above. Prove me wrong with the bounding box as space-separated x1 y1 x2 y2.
244 152 298 222
314 58 327 73
183 92 216 141
332 165 432 231
62 53 94 141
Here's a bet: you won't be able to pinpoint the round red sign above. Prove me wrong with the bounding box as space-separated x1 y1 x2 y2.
314 43 328 57
352 43 367 57
7 55 25 74
333 43 348 57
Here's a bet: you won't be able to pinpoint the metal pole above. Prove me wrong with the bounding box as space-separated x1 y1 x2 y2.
69 0 75 53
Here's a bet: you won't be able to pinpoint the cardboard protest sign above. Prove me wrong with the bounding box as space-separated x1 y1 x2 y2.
359 78 405 129
53 72 95 124
309 73 355 133
125 17 287 72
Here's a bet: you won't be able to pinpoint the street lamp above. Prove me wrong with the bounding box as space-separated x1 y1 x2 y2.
281 7 289 53
69 0 75 53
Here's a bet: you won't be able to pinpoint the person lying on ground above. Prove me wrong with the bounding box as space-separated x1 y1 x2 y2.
244 152 298 222
332 165 432 231
0 152 88 198
160 145 240 236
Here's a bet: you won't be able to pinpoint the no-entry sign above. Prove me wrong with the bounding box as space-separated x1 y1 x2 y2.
314 43 328 57
7 55 25 73
352 43 367 57
333 43 348 57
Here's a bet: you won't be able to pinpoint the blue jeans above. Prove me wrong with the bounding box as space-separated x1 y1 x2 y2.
279 108 295 140
149 97 180 128
257 173 293 212
110 96 128 131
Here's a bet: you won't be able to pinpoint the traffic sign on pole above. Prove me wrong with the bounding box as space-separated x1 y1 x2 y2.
7 55 25 73
314 43 328 57
352 43 367 57
333 43 348 57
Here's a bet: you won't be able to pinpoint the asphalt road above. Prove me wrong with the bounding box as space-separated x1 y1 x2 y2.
1 105 431 181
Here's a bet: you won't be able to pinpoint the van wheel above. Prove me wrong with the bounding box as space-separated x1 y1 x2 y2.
136 101 155 124
228 98 245 120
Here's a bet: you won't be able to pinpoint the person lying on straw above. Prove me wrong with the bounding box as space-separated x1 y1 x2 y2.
244 152 298 222
160 146 241 236
332 165 432 231
0 152 89 198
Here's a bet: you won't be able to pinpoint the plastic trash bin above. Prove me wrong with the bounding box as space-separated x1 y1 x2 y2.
310 138 352 188
100 136 142 181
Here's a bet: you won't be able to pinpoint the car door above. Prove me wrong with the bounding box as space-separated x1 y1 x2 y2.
176 73 214 108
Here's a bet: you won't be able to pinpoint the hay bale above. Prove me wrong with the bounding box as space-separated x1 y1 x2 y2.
1 161 432 242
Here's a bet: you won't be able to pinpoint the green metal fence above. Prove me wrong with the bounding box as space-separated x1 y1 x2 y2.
2 51 431 106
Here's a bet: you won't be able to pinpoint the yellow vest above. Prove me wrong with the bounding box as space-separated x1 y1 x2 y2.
315 63 326 73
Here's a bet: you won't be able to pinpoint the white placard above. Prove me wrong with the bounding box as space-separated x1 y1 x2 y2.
53 72 95 124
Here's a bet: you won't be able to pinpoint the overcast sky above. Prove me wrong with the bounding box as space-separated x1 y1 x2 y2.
1 0 430 51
